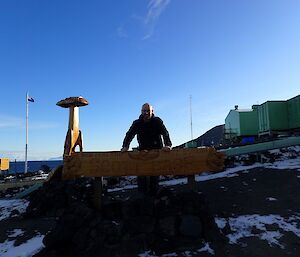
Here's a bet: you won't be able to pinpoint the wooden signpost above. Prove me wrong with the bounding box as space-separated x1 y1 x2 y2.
63 148 224 179
57 96 225 208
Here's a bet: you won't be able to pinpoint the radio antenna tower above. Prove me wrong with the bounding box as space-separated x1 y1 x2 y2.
190 95 193 140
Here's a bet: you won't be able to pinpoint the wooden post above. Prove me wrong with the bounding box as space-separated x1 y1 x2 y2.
187 175 197 191
93 177 103 210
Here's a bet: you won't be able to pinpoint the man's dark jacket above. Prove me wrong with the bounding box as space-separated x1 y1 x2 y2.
122 115 172 150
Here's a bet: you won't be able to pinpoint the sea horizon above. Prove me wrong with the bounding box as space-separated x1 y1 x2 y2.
5 160 63 174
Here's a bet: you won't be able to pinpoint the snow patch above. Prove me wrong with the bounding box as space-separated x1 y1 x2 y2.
8 229 24 238
183 251 192 257
0 235 44 257
139 250 157 257
107 184 137 193
138 243 215 256
215 214 300 248
266 197 277 201
197 242 215 255
264 157 300 169
110 153 300 192
215 218 227 229
0 199 29 221
161 253 177 257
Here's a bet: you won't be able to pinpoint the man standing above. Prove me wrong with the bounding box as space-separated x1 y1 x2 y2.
121 103 172 195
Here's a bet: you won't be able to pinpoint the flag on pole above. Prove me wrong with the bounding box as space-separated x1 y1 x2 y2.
27 96 34 102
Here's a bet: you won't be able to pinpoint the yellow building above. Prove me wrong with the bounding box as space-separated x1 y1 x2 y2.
0 158 9 171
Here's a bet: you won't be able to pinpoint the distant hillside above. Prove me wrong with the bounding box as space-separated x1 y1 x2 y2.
176 124 224 148
0 151 62 161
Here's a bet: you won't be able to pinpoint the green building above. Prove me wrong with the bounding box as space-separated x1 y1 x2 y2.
224 94 300 141
258 101 288 135
225 105 259 140
287 95 300 130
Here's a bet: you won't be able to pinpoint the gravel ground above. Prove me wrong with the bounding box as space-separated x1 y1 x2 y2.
196 167 300 257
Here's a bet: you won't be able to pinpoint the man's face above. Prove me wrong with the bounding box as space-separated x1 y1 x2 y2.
141 104 153 121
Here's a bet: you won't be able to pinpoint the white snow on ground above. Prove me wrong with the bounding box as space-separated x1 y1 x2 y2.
0 199 29 221
8 229 24 238
108 157 300 191
161 253 178 257
138 251 157 257
1 147 300 256
106 147 300 192
158 163 264 188
107 184 137 192
160 177 187 187
215 218 227 229
138 242 216 256
264 157 300 169
266 197 277 201
197 243 215 255
160 154 300 187
196 163 262 182
215 214 300 248
0 234 44 257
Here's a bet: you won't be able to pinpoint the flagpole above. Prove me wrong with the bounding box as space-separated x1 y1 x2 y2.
25 92 28 174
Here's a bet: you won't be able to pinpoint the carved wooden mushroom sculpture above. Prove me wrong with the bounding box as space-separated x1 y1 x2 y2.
57 96 89 156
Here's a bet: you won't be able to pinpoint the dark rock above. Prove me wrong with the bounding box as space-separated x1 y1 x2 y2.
125 216 155 235
26 179 225 257
102 199 123 219
158 216 177 237
14 231 39 247
138 196 154 216
156 187 173 199
33 249 58 257
71 202 94 223
251 226 263 234
122 195 154 219
150 235 177 255
10 209 20 217
89 228 98 239
179 215 203 237
43 214 80 248
106 177 120 186
102 220 123 248
26 178 94 218
221 220 233 235
265 223 279 231
121 234 147 255
71 227 90 250
88 216 103 229
121 200 137 219
85 235 105 255
154 195 178 218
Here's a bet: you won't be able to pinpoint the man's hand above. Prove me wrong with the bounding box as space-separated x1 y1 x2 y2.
162 146 172 152
121 147 129 152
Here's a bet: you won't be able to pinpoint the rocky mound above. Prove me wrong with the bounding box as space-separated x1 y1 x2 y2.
24 179 227 257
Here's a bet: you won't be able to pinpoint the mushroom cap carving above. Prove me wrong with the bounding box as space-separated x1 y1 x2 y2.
57 96 89 108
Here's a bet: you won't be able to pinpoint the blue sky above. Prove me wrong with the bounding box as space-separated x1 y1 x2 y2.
0 0 300 161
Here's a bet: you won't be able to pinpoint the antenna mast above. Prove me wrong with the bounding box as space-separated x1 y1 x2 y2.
190 95 193 140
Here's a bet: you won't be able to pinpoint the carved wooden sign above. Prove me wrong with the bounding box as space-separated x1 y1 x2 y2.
63 148 225 179
57 96 88 156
